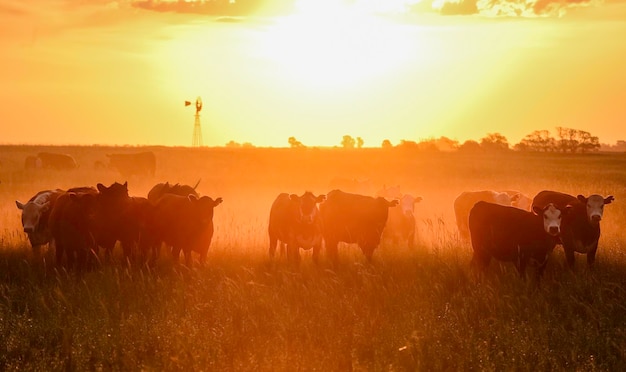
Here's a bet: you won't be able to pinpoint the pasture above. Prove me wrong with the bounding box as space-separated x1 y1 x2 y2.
1 145 626 370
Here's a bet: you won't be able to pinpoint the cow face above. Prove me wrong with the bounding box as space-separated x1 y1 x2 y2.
16 200 51 234
398 194 422 218
577 194 614 224
290 192 325 225
97 182 129 199
189 195 223 225
533 203 563 236
68 192 98 221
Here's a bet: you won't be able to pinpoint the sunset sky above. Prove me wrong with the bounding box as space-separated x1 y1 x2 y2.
1 0 625 148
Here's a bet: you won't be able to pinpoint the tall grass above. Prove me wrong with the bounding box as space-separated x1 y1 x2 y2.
1 146 626 370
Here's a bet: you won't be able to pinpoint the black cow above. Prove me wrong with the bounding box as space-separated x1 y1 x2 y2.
147 180 200 203
320 190 398 262
25 152 78 170
106 152 156 177
469 201 565 278
268 192 325 263
532 190 614 268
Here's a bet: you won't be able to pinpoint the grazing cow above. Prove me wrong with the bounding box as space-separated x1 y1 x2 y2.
15 189 64 253
383 194 422 248
49 188 99 270
149 194 223 266
24 155 41 169
503 190 532 211
454 190 519 240
147 180 200 203
268 192 326 263
36 152 78 170
469 201 565 278
320 190 398 262
532 190 614 267
106 152 156 178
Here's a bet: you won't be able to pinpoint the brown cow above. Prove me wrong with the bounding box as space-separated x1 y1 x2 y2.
268 192 326 263
149 194 223 266
147 180 200 203
49 188 99 271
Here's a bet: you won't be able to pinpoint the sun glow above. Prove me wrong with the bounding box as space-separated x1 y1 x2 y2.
257 0 417 88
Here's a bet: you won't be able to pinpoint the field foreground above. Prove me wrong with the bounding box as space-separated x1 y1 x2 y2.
1 146 626 370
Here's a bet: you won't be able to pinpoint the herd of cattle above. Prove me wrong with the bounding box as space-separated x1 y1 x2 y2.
23 151 156 177
13 180 614 278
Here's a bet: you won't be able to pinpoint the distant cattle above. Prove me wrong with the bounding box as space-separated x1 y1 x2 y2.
532 190 614 268
15 189 65 253
383 194 422 248
147 180 200 203
268 192 325 263
454 190 519 240
49 187 99 270
106 152 156 178
320 190 398 262
25 152 77 170
469 201 565 278
149 194 222 266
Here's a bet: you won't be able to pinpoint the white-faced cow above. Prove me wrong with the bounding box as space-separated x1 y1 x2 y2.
268 192 326 263
15 189 65 254
469 201 565 279
382 194 423 249
320 190 398 263
532 190 614 268
149 194 222 267
454 190 519 240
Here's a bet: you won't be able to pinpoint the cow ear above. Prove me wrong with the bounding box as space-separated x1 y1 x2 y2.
289 194 299 202
69 192 78 201
605 195 615 204
577 195 587 203
415 196 423 204
213 197 223 207
188 194 198 202
123 181 128 188
532 205 542 215
97 183 106 193
316 195 326 203
389 199 399 207
16 200 25 210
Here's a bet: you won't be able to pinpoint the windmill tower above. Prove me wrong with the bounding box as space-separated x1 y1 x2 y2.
185 96 203 147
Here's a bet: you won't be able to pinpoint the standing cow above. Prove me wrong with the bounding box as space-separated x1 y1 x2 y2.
382 194 422 249
49 188 99 271
469 201 565 278
320 190 398 262
532 190 614 268
16 189 65 254
149 194 223 267
106 152 156 178
36 152 78 170
454 190 519 240
147 180 200 203
268 192 326 263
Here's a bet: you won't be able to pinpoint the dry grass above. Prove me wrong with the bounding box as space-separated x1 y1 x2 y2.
1 146 626 370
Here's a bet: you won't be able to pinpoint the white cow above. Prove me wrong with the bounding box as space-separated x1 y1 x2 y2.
503 190 532 211
454 190 519 240
16 189 64 253
383 193 422 248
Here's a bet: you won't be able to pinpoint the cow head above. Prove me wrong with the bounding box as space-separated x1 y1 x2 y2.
68 192 98 220
16 200 51 234
493 191 514 206
577 194 614 224
97 182 129 198
188 195 223 225
398 194 422 218
532 203 563 236
290 192 325 225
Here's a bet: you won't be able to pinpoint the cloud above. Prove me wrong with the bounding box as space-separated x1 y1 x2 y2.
432 0 599 16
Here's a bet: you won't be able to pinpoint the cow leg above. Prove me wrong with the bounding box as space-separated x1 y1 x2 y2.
312 244 321 264
279 243 286 258
564 247 576 269
287 244 300 265
326 240 339 264
172 246 182 262
587 244 599 267
55 241 65 267
269 235 278 259
360 245 375 262
183 249 193 267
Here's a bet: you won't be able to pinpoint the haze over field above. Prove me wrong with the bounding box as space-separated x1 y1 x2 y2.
1 0 625 147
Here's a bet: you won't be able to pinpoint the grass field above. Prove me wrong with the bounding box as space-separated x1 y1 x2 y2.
1 145 626 371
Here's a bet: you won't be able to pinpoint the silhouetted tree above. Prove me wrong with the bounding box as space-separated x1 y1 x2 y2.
458 140 482 153
516 130 556 152
225 140 241 148
577 130 600 153
288 136 305 148
357 137 364 149
341 135 356 149
396 140 420 150
480 133 510 151
381 139 393 149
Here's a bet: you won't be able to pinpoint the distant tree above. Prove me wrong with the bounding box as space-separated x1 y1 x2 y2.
356 137 364 149
516 130 556 152
436 136 459 151
480 133 510 151
225 140 241 148
288 136 305 148
396 140 420 150
577 130 600 153
555 126 579 153
242 142 255 148
381 139 393 149
458 140 482 153
341 135 356 149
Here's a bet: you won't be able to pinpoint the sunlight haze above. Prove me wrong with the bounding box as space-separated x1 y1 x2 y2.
1 0 625 147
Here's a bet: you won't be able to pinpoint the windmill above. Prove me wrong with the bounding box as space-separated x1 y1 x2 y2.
185 96 203 147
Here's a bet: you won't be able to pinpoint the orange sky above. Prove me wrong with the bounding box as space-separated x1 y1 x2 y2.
1 0 625 147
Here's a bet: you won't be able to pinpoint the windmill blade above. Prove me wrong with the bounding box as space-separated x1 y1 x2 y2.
184 100 192 106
